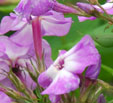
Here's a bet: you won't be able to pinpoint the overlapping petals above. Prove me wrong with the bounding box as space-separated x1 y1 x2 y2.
38 35 100 103
0 10 72 37
15 0 78 20
0 35 36 89
0 33 52 90
15 0 55 19
85 57 101 80
0 13 25 35
0 36 30 61
41 70 80 95
41 10 72 36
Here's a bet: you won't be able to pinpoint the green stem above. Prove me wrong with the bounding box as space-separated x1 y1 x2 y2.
87 86 103 103
97 79 113 93
96 2 113 23
97 3 111 18
100 14 113 23
101 64 113 76
79 85 94 103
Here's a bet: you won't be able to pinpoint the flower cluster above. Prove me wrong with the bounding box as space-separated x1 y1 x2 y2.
0 0 112 103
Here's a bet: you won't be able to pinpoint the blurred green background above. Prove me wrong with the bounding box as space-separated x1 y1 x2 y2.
0 0 113 102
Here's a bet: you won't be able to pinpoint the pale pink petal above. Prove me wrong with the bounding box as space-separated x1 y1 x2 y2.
64 35 100 74
49 95 61 103
78 16 96 22
41 11 72 36
58 50 67 56
0 78 15 89
21 70 37 90
42 39 53 68
10 24 33 46
0 13 25 35
41 69 80 95
0 36 30 60
38 71 52 88
0 62 9 80
85 57 101 80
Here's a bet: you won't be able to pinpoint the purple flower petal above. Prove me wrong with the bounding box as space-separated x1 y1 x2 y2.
0 91 12 103
41 69 80 95
64 35 100 74
85 57 101 80
0 78 15 89
0 62 9 80
0 13 25 34
41 11 72 36
98 94 106 103
38 35 100 101
15 0 54 18
101 3 113 15
49 95 61 103
77 2 113 22
0 36 30 61
58 50 67 56
10 24 33 46
77 2 95 14
17 39 53 68
78 16 96 22
38 71 52 88
42 39 53 68
21 70 37 90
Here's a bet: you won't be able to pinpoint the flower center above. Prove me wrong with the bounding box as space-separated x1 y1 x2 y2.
59 59 64 70
55 59 64 70
12 64 21 77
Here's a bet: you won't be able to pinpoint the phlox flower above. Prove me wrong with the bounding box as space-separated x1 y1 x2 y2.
38 35 100 103
0 35 36 90
0 10 72 60
0 10 72 40
0 0 73 60
0 34 52 90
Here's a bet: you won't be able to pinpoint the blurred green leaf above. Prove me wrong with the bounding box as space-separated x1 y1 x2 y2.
0 4 16 12
92 23 113 48
93 34 113 48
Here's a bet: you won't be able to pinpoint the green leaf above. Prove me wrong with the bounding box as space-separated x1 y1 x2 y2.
93 34 113 48
0 4 16 12
91 23 113 48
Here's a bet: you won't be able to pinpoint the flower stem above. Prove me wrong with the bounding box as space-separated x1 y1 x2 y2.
97 79 113 93
32 17 42 60
101 64 113 76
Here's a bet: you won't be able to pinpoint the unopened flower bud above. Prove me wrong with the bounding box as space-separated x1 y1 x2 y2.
97 94 106 103
53 2 80 15
77 2 96 14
